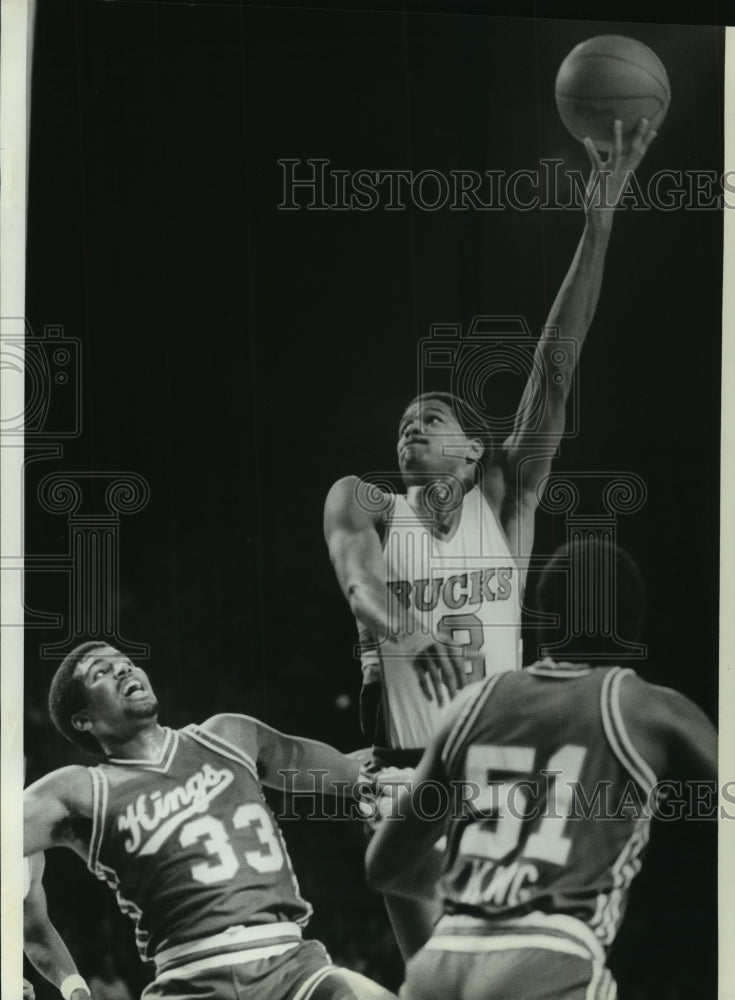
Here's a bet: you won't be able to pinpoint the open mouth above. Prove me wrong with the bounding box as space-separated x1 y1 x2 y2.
121 679 145 698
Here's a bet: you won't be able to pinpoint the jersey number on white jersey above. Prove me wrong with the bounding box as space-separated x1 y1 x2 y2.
438 612 486 682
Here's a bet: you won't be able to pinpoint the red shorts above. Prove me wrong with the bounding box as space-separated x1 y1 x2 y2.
400 913 616 1000
401 943 616 1000
142 939 394 1000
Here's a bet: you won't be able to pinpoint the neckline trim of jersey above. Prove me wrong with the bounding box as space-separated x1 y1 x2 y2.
402 483 472 544
106 727 176 769
527 658 593 677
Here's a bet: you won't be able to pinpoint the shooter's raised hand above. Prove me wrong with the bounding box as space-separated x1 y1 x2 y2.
583 118 658 218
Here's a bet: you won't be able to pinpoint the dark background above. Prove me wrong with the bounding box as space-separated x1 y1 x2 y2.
23 1 722 997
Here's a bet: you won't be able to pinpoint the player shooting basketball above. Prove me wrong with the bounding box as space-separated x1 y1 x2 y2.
365 538 717 1000
24 642 396 1000
324 118 658 957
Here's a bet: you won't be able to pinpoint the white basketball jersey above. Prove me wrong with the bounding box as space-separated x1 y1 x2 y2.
369 485 522 749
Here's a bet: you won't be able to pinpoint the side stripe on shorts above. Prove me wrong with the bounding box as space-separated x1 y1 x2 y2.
292 966 336 1000
586 961 617 1000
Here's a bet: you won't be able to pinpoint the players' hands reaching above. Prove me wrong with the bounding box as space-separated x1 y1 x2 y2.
407 631 472 706
23 979 35 1000
583 118 657 222
70 990 92 1000
357 766 415 826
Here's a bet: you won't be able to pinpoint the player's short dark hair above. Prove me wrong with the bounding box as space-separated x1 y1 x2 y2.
48 641 109 755
403 392 496 468
535 539 646 661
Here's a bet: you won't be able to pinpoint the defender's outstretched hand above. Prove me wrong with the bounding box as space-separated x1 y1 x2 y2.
356 766 415 826
583 118 657 217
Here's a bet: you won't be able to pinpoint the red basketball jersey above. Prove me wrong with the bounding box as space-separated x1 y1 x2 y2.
439 663 656 950
87 725 312 963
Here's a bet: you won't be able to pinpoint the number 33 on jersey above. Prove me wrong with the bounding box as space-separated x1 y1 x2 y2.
87 725 312 962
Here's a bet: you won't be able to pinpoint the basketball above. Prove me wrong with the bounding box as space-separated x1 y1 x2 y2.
555 35 670 149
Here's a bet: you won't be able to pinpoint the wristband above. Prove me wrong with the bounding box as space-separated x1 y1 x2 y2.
60 974 90 1000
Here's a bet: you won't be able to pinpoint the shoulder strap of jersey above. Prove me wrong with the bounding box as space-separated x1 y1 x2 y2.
473 482 518 568
600 667 657 796
183 724 259 781
85 765 151 960
378 491 399 549
442 673 506 776
87 765 109 877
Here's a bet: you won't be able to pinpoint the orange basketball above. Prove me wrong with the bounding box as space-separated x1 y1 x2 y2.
555 35 670 150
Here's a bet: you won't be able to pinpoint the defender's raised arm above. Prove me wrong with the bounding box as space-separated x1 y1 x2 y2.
201 712 364 795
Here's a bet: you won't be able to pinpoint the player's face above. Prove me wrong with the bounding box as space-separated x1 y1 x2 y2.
73 646 158 738
397 401 478 482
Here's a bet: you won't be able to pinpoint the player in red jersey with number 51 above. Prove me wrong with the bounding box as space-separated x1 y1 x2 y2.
366 540 717 1000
